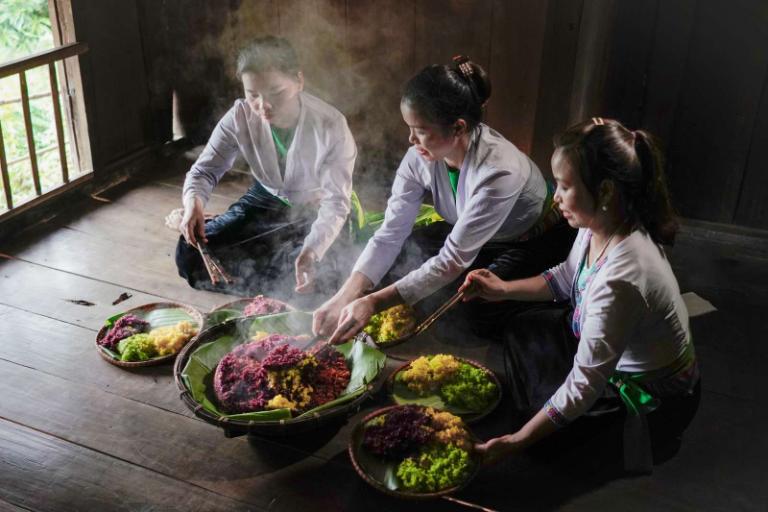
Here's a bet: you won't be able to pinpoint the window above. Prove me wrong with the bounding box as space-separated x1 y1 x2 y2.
0 0 90 216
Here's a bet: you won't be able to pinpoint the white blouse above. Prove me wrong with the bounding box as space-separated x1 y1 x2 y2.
352 125 547 304
543 228 693 424
182 92 357 260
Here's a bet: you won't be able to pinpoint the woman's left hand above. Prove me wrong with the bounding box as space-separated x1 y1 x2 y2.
474 434 522 466
294 247 318 294
328 296 376 344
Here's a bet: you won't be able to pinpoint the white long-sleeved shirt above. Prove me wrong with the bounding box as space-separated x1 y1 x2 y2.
182 92 357 260
353 124 547 304
542 229 693 425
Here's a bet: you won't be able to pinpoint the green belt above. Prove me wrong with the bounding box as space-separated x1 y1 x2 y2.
609 341 696 473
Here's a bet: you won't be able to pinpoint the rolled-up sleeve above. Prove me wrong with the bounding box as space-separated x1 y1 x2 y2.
302 117 357 260
182 106 239 206
352 164 425 287
545 279 645 426
395 169 522 304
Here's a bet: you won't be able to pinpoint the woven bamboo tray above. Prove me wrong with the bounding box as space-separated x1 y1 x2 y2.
386 356 502 424
95 302 203 368
174 316 381 437
348 405 482 500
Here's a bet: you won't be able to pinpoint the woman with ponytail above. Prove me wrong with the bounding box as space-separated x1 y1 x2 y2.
460 118 699 472
313 56 575 340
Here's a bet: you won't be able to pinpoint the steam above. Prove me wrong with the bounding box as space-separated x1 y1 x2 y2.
156 2 444 312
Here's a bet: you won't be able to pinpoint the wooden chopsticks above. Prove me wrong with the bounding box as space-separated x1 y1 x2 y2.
412 290 465 337
195 242 233 285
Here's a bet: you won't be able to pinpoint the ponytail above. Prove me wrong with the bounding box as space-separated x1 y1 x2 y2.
633 130 679 245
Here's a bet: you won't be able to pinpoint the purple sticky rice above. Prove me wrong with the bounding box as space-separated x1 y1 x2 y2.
99 314 149 350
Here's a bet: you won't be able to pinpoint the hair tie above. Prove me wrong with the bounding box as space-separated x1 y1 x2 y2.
592 117 605 126
452 55 474 80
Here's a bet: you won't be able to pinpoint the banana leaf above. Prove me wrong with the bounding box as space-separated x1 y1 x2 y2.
181 312 386 422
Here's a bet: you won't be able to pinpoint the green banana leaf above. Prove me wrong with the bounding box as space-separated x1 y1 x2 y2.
355 204 444 242
181 312 386 422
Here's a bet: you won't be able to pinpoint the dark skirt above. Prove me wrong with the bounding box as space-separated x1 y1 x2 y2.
175 181 354 304
501 301 701 467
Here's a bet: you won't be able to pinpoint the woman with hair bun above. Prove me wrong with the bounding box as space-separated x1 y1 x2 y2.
315 56 574 341
461 118 700 472
175 36 356 297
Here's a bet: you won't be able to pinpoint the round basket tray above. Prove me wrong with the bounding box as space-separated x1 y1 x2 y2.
386 356 502 424
348 405 482 500
96 302 203 368
204 296 296 329
174 314 386 437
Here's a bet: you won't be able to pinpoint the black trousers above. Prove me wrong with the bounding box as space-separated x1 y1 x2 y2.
175 181 353 304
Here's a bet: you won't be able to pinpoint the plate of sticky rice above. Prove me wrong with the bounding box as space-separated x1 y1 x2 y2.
96 302 203 367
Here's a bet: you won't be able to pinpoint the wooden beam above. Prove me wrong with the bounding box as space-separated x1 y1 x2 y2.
18 71 41 196
49 62 69 183
0 122 12 210
0 42 88 79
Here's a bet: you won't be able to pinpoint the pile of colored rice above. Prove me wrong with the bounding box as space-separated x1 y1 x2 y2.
364 304 416 342
99 314 198 362
213 333 351 414
362 406 474 492
397 354 497 411
242 295 289 317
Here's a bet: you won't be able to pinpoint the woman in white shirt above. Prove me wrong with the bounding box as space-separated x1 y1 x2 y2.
460 118 700 472
315 56 574 340
176 36 356 297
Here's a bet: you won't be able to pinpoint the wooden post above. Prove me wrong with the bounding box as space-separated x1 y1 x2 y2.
0 123 12 210
49 62 69 184
19 71 42 196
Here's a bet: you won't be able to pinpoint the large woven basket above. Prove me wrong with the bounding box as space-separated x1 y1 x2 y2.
95 302 203 368
348 405 482 500
174 316 380 437
386 356 502 424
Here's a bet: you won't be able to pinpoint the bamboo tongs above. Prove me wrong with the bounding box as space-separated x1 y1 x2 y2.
196 242 234 285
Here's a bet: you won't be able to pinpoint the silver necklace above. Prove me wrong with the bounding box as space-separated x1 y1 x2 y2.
588 222 624 267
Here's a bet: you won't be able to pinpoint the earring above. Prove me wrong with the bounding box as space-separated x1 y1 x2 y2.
601 205 608 212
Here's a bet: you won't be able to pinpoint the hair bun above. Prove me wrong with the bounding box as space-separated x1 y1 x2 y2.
451 55 491 106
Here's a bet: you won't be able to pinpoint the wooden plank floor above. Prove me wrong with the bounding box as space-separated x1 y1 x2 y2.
0 153 766 511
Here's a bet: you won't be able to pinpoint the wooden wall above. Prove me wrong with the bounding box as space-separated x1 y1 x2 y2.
65 0 768 230
133 0 553 202
586 0 768 230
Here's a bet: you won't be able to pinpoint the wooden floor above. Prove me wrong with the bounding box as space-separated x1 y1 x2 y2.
1 153 766 512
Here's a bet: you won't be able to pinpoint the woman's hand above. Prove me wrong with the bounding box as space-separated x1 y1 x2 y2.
294 247 317 294
459 269 510 302
179 197 206 246
474 434 522 466
327 296 376 345
313 294 349 337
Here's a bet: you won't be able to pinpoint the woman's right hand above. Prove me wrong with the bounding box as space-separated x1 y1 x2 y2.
179 197 207 246
459 269 510 302
313 294 349 337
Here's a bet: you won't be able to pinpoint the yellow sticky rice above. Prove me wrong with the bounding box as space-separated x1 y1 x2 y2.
149 321 197 356
265 358 317 411
427 408 472 451
398 354 462 394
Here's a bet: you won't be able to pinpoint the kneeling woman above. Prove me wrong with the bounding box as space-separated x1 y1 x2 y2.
176 36 356 298
315 56 574 340
461 118 700 471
